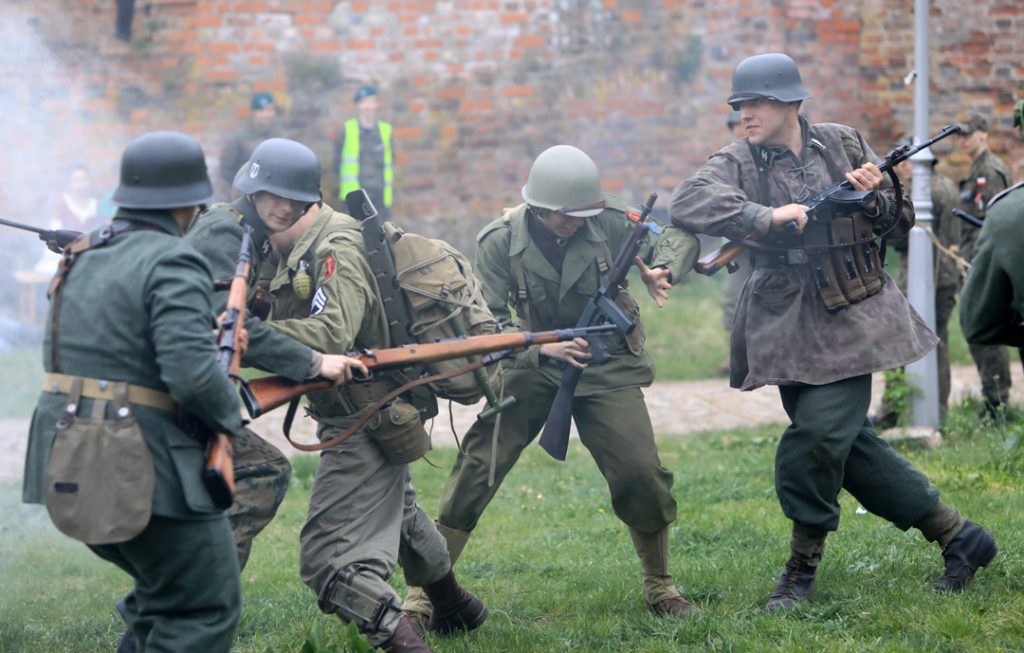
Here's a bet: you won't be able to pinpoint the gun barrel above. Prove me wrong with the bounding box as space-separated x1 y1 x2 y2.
952 208 984 228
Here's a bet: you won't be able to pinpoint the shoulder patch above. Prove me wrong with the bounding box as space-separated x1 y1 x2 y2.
323 252 337 281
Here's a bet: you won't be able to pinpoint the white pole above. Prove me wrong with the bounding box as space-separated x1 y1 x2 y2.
905 0 940 428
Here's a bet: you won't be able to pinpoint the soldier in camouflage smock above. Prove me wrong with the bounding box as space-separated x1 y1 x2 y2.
961 100 1024 353
403 145 703 622
877 141 962 424
23 132 243 652
263 187 488 652
671 53 997 611
188 139 363 570
955 112 1016 416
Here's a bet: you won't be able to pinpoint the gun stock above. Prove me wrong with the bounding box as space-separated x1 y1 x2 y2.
538 192 659 461
239 325 617 418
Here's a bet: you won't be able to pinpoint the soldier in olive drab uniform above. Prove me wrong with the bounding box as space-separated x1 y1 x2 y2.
404 145 703 622
877 140 962 425
187 139 363 571
961 100 1024 354
956 112 1016 417
22 132 244 651
671 53 997 611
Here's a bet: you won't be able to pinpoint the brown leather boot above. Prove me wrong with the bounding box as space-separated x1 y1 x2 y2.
380 615 433 652
764 555 817 612
422 569 488 635
629 526 700 618
402 524 471 633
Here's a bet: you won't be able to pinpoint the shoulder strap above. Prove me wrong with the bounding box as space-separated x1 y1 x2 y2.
48 221 164 373
500 210 533 328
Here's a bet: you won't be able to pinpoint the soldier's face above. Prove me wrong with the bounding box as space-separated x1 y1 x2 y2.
252 104 277 130
252 191 308 233
738 98 792 147
537 210 586 239
957 130 986 159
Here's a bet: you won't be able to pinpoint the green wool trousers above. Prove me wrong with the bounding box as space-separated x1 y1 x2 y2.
439 365 677 535
776 374 940 533
90 514 241 653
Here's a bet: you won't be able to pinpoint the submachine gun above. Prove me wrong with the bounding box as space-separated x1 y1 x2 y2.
538 192 660 461
0 217 82 253
695 124 963 276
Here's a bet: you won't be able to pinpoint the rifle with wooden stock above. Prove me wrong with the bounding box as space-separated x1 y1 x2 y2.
202 224 254 509
694 124 963 276
239 324 618 419
537 192 661 462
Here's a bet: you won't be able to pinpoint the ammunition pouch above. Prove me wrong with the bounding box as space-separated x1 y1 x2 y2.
333 380 430 465
614 289 645 356
802 215 885 313
44 377 155 545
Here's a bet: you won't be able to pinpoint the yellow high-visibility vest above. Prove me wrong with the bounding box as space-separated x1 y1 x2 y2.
339 118 393 207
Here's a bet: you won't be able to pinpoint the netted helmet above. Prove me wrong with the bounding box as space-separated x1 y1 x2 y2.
233 138 321 203
111 131 213 209
521 145 604 217
727 53 811 110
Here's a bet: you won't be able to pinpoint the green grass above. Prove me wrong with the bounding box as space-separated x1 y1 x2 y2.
2 403 1022 652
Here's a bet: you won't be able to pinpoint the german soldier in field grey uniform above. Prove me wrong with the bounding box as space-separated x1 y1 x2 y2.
955 111 1015 418
877 138 962 425
252 144 487 652
671 53 997 611
404 145 703 622
23 132 244 651
188 139 365 571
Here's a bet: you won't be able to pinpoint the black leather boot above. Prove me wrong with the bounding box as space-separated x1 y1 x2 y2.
422 570 488 635
933 520 998 592
764 555 817 612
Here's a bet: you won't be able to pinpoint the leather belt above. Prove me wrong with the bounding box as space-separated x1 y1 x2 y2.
43 373 177 413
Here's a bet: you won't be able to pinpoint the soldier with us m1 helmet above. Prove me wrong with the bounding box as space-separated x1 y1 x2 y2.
402 144 704 622
22 131 245 651
960 99 1024 353
670 52 997 611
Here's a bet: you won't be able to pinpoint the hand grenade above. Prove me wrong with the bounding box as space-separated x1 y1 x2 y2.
292 260 312 300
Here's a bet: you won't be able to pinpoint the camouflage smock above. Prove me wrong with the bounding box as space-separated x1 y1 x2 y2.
670 118 938 390
475 194 700 397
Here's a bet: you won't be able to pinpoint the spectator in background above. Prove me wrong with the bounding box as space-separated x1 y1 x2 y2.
219 92 279 197
51 163 99 231
335 85 394 219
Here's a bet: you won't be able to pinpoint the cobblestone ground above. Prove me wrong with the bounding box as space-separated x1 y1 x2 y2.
2 364 1022 481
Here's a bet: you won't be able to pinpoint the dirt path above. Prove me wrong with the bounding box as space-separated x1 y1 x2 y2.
2 363 1021 482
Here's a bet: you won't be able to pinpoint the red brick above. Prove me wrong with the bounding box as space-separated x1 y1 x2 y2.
311 39 343 52
393 126 424 139
515 35 545 48
438 87 466 100
352 1 369 11
346 39 376 49
204 69 239 82
500 12 528 23
503 85 534 97
294 14 323 26
620 10 642 22
208 42 240 53
184 15 222 28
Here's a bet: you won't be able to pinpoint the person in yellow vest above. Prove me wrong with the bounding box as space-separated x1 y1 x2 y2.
335 85 394 219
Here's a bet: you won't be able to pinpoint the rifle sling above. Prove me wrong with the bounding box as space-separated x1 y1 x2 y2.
281 357 494 452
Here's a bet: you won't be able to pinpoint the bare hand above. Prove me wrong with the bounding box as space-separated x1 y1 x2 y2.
319 354 370 384
540 337 592 369
635 257 672 308
846 162 883 212
771 203 810 233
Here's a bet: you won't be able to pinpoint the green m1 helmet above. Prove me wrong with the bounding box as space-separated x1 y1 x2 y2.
233 138 321 203
521 145 604 217
111 131 214 209
727 53 811 110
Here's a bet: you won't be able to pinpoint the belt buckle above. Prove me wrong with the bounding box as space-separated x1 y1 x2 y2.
787 249 808 265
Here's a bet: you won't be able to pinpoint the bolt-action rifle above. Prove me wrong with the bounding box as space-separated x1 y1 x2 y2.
202 224 253 509
952 208 984 229
695 124 963 276
537 192 660 461
239 324 617 419
0 217 82 253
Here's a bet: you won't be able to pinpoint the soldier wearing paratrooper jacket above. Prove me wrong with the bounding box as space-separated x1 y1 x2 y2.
955 111 1016 417
22 132 244 652
187 139 364 571
403 145 704 622
263 199 487 653
961 100 1024 352
877 145 962 425
670 53 997 612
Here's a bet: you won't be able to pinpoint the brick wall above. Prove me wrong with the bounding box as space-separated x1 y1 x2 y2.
1 0 1021 256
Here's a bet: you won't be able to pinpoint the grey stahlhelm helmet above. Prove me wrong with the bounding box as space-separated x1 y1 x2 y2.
521 145 604 217
233 138 321 203
727 53 811 110
112 131 214 210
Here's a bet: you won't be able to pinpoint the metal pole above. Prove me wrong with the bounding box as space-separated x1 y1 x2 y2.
905 0 940 428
